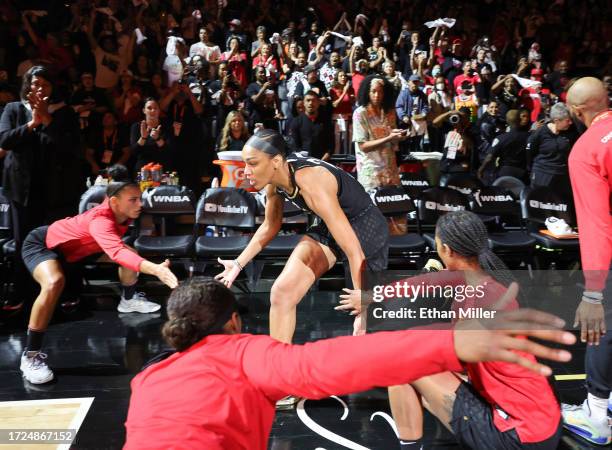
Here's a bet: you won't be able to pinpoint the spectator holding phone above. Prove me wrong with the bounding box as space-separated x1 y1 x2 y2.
353 75 408 234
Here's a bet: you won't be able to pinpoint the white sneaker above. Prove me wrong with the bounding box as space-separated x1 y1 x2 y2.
545 217 574 236
20 351 54 384
562 400 612 446
117 292 161 313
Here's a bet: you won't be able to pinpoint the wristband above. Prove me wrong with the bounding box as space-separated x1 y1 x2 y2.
582 295 603 305
233 259 244 271
583 290 603 300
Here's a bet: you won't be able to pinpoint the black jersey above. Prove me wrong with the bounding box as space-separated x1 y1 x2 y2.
277 153 374 220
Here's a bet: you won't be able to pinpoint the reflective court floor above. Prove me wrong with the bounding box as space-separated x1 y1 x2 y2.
0 275 604 450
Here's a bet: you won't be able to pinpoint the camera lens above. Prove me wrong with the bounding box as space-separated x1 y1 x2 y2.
449 114 460 124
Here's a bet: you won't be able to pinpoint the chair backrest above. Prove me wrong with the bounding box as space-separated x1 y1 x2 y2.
439 173 483 196
399 172 431 199
0 187 12 237
371 186 415 216
492 176 526 198
520 186 576 225
418 187 469 224
141 185 196 214
78 185 108 214
469 186 519 217
196 188 257 228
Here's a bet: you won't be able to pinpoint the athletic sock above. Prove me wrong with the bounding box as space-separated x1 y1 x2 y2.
399 438 423 449
26 329 45 353
587 392 608 421
122 283 137 300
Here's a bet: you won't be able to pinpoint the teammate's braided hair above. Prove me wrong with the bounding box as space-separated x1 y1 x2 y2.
162 277 238 351
436 211 516 288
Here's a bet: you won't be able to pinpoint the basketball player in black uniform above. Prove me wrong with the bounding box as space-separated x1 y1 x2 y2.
216 129 389 346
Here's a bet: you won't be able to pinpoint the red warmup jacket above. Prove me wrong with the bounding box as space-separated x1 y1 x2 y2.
45 199 144 272
568 110 612 291
392 271 560 443
124 330 462 450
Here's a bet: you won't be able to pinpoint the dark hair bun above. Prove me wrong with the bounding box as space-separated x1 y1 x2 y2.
161 317 200 352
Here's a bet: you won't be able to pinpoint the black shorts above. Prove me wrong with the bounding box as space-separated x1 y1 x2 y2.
306 203 389 272
21 226 59 275
22 226 102 276
451 382 562 450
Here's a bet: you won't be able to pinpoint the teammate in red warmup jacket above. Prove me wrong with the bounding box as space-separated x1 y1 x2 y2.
124 278 575 450
19 169 178 385
561 77 612 445
338 211 563 450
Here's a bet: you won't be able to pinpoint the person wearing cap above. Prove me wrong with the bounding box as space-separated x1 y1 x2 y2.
18 166 178 385
395 74 429 153
124 277 576 450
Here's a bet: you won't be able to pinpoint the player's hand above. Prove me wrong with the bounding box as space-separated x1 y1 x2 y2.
336 288 361 314
156 259 178 288
214 258 241 287
573 300 606 345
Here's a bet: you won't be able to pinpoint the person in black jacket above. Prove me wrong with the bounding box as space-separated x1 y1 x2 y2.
527 102 578 201
129 98 169 173
0 65 81 305
288 91 333 160
477 109 530 182
476 100 506 183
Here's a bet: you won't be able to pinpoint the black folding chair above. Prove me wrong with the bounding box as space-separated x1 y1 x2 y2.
469 186 536 267
194 188 259 287
134 185 197 261
371 185 426 266
520 186 579 269
417 187 470 251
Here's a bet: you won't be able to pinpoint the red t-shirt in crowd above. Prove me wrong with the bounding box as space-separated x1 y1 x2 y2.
568 110 612 291
330 85 355 115
124 330 461 450
453 73 481 94
221 52 248 90
351 73 365 98
45 199 144 272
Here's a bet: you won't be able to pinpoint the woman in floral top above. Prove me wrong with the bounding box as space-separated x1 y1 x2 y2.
352 75 409 234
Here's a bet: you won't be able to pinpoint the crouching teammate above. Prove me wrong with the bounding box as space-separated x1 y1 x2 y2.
20 167 178 384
